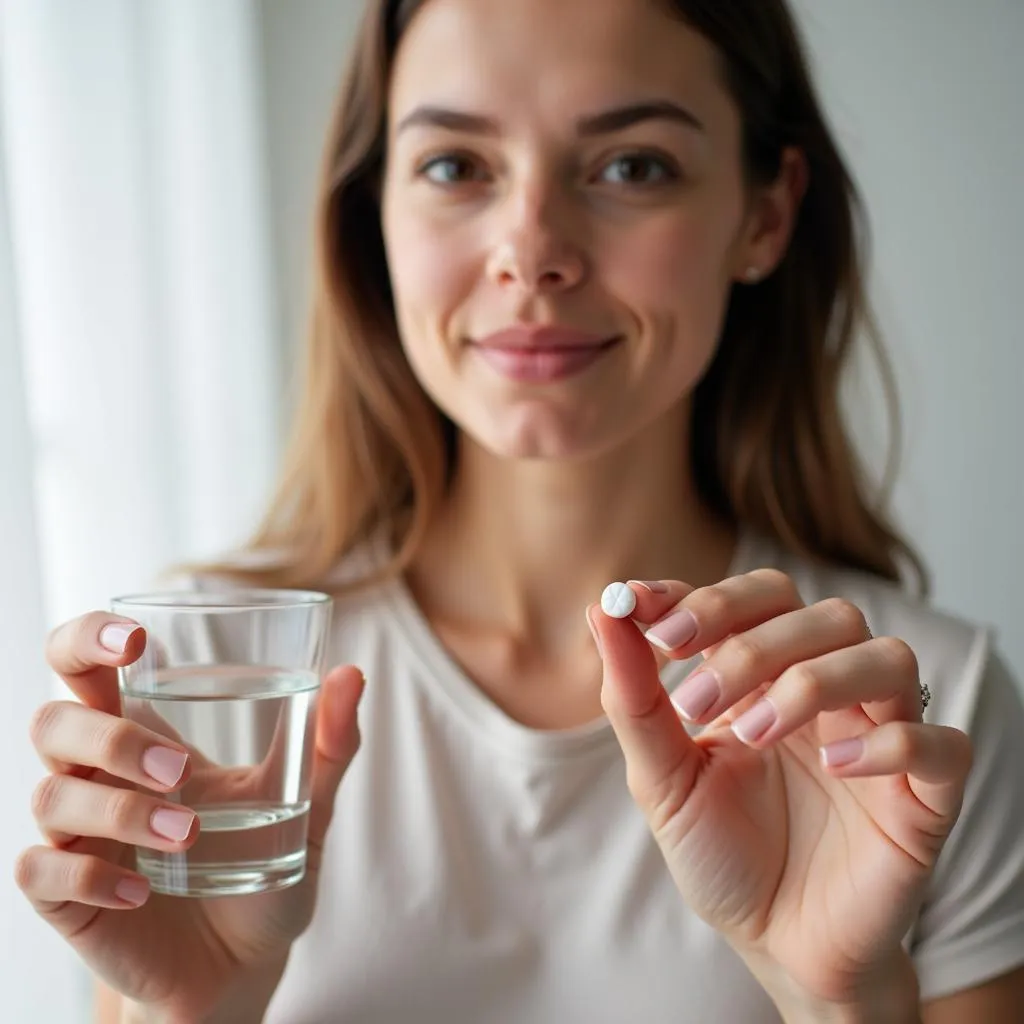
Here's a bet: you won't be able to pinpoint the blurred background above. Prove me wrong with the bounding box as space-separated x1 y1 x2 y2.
1 0 1021 1017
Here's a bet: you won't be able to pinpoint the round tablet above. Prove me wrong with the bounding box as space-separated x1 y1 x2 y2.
601 582 637 619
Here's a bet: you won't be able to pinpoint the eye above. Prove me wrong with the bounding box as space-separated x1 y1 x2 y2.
598 152 680 186
417 153 489 185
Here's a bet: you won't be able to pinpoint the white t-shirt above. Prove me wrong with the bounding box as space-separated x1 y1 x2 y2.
256 531 1024 1023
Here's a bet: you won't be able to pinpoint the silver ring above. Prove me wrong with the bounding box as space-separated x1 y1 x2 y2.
920 682 932 711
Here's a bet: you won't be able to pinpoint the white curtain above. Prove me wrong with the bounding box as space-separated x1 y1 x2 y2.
0 1 282 1017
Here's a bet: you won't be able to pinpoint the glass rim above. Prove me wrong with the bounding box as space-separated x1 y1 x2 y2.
111 588 332 612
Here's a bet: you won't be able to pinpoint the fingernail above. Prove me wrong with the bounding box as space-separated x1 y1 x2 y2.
627 580 669 594
99 622 138 655
585 607 604 657
645 608 698 651
820 737 864 768
672 670 719 720
731 698 778 745
142 747 188 787
115 877 150 906
150 807 195 842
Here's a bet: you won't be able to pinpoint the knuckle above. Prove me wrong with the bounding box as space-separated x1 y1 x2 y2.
783 663 824 705
13 847 40 892
43 622 71 669
69 612 104 656
722 634 761 677
692 588 729 626
820 597 866 635
28 701 64 751
106 790 140 832
751 567 801 603
45 611 104 671
887 725 918 763
95 718 136 768
67 853 105 898
31 775 63 823
877 636 919 677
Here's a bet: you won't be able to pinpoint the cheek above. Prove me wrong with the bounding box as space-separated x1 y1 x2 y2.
383 200 479 334
600 212 728 316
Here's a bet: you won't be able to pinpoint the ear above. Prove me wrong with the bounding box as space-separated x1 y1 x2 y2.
731 146 808 285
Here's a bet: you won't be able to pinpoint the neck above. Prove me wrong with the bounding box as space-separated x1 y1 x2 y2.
407 400 736 661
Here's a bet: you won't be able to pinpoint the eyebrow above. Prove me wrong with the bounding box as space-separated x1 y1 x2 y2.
395 100 706 138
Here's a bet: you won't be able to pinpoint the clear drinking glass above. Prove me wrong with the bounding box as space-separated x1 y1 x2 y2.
111 588 333 897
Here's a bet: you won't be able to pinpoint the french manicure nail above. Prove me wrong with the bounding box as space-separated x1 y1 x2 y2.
627 580 669 594
151 807 195 842
820 737 864 768
645 608 698 651
115 877 150 906
731 698 778 745
672 670 720 720
99 622 138 655
142 747 188 788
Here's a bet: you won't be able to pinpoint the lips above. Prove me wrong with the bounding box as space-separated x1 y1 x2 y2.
471 325 620 383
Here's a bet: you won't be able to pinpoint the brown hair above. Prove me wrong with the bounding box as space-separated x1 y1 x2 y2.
190 0 927 595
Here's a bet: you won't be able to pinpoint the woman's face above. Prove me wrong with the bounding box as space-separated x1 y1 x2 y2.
381 0 782 461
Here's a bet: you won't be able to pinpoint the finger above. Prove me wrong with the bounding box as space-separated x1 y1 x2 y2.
615 580 693 626
30 701 191 790
820 722 972 820
306 666 366 864
668 598 879 727
591 604 702 832
31 773 198 851
15 845 151 927
46 612 147 716
724 635 923 747
643 568 804 659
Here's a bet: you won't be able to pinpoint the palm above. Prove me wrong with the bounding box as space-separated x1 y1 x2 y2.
653 708 932 1002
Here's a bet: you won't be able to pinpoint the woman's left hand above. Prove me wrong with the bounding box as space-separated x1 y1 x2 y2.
590 570 972 1019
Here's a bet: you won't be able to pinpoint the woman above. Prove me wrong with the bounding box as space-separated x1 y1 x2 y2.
16 0 1024 1020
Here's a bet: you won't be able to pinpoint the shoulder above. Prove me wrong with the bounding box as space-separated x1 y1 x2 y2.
739 532 991 728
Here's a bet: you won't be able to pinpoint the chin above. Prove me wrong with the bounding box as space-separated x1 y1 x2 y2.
469 408 617 462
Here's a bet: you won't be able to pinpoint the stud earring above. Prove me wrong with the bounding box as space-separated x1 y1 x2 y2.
744 266 761 283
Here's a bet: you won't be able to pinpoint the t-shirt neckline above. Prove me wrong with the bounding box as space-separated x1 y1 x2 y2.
381 529 761 762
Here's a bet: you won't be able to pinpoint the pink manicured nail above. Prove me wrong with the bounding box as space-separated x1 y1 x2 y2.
627 580 669 594
672 670 719 720
820 737 864 768
645 608 698 650
731 698 778 744
115 877 150 906
142 747 188 787
150 808 195 842
99 622 138 654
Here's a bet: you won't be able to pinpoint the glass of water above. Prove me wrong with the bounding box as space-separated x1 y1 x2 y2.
111 588 333 898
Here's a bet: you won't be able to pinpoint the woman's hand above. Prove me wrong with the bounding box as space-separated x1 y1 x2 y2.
15 612 365 1022
590 570 972 1019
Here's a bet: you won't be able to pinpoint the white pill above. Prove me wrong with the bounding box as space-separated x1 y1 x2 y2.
601 582 637 619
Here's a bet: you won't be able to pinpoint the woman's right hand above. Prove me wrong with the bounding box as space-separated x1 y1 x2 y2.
14 612 365 1021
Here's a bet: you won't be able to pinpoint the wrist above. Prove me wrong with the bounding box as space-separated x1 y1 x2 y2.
740 948 921 1024
199 954 290 1024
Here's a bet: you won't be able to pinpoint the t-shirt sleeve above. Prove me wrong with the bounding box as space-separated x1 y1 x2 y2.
911 647 1024 1002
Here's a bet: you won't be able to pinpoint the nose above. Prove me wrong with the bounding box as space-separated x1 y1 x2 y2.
485 189 586 294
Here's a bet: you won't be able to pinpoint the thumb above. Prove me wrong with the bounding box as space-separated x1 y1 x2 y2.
591 604 703 828
306 665 365 853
